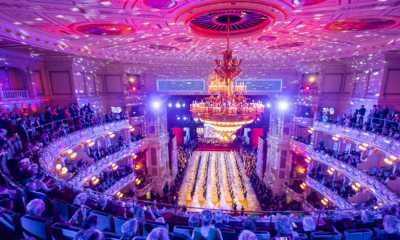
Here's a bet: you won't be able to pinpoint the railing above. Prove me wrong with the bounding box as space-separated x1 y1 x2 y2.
305 176 353 210
314 121 400 156
291 140 400 205
69 138 147 188
40 120 130 174
104 172 136 195
1 89 28 99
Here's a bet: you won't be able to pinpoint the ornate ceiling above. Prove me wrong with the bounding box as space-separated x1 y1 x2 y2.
0 0 399 68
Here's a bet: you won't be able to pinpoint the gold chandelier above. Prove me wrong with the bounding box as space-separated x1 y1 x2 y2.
190 16 264 143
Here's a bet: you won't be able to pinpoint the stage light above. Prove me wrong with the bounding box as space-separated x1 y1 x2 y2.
177 116 181 120
168 103 172 108
277 100 289 111
151 100 162 111
175 102 181 108
182 103 186 107
266 102 271 108
183 116 187 121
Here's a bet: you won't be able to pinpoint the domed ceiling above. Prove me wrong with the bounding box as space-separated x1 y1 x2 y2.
0 0 399 68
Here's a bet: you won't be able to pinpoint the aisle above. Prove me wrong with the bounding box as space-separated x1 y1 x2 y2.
177 150 261 211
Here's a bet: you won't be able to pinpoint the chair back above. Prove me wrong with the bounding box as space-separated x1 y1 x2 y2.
51 223 81 240
221 229 238 240
255 231 271 240
21 215 50 240
0 210 19 233
173 225 193 237
52 199 74 222
113 216 127 235
89 210 113 232
311 231 341 240
344 229 373 240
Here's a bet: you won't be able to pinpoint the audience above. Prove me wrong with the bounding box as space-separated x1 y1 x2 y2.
1 104 400 240
318 105 400 140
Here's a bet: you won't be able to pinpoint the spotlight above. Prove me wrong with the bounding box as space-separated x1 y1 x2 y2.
183 116 187 121
277 100 289 111
175 102 181 108
151 100 162 111
266 102 271 108
168 103 172 108
177 116 181 120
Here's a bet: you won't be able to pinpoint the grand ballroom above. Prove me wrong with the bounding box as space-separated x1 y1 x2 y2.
1 0 400 240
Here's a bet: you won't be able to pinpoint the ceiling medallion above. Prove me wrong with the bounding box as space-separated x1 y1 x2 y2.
189 9 271 37
326 18 396 32
190 17 264 143
72 23 134 36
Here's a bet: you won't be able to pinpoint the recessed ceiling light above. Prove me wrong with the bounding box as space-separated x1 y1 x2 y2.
35 17 43 21
13 21 22 25
56 15 64 19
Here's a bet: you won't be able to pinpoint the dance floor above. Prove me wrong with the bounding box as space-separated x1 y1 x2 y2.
178 151 260 212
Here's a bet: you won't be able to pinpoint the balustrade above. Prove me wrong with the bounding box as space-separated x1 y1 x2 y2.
305 176 353 210
314 121 400 156
291 140 400 205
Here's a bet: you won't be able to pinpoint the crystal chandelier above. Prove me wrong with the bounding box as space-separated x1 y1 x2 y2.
190 16 265 143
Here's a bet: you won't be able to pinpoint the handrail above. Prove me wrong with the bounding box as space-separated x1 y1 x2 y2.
314 121 400 157
40 120 130 173
305 176 353 210
104 172 136 195
68 138 146 188
291 140 400 205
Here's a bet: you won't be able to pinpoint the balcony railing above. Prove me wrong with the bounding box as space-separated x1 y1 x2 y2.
305 176 353 210
291 140 400 205
40 120 130 175
104 172 136 195
1 89 28 99
314 121 400 156
69 139 147 188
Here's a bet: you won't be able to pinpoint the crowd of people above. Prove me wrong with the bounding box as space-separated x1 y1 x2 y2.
0 103 400 239
308 163 358 200
318 105 400 140
241 148 302 212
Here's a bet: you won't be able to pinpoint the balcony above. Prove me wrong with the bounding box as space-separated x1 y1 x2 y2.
104 172 136 195
313 121 400 156
69 139 147 188
305 176 353 210
291 140 399 205
40 120 130 176
1 89 28 99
